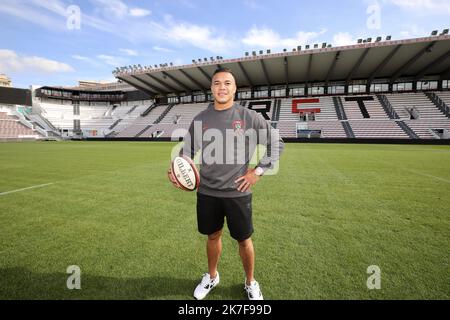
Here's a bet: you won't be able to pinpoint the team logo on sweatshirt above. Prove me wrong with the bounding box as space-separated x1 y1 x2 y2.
232 120 245 134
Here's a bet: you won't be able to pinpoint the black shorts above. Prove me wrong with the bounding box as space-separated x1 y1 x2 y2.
197 192 253 242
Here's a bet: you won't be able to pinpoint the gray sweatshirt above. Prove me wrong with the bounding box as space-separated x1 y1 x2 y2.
181 102 284 198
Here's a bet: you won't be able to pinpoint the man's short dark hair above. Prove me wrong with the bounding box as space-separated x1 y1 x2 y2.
212 67 235 78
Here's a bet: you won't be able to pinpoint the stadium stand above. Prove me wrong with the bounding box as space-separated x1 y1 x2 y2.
33 94 450 140
278 99 300 122
342 96 390 120
142 123 191 138
332 97 347 120
4 35 448 141
377 95 400 119
431 91 450 118
276 121 297 138
115 104 168 137
137 103 209 138
305 120 347 138
39 102 74 130
341 98 366 119
312 97 338 121
28 91 450 140
384 93 447 120
348 120 409 139
245 100 276 121
104 104 152 136
436 91 450 107
404 118 450 139
0 106 44 140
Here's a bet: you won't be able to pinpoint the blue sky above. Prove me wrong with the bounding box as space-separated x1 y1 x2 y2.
0 0 449 88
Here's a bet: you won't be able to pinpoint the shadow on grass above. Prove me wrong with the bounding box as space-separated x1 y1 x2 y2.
0 268 246 300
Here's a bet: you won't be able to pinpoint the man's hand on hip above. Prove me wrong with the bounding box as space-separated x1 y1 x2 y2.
235 168 260 193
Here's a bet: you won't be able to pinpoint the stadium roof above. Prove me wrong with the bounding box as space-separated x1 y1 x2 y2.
115 35 450 97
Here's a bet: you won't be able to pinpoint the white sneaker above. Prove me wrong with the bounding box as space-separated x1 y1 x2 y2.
193 272 220 300
244 279 264 300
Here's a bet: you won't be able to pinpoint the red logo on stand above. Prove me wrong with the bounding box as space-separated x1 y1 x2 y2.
292 98 321 114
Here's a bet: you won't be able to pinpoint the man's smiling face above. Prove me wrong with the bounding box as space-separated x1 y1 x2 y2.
211 71 237 105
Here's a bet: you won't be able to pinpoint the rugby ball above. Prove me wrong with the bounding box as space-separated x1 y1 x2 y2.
171 156 200 191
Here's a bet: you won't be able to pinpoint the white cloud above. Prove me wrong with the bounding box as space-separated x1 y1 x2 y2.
72 54 92 62
333 32 356 47
0 0 115 33
244 0 264 10
173 58 184 66
384 0 450 14
153 46 175 53
242 27 327 50
242 27 281 48
97 54 127 66
91 0 151 18
91 0 128 18
30 0 67 16
0 49 74 74
164 22 234 53
0 0 63 30
0 0 232 53
398 24 428 38
177 0 196 8
129 8 151 17
71 55 100 67
119 49 138 56
295 30 328 46
74 53 133 67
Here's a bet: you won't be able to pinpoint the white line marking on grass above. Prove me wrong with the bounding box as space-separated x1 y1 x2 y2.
0 183 54 196
377 159 450 185
405 170 450 184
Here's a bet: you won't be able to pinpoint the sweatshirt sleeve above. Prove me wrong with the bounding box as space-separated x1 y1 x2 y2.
253 112 284 173
180 117 201 159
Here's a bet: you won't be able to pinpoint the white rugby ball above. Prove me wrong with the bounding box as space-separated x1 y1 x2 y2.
171 156 200 191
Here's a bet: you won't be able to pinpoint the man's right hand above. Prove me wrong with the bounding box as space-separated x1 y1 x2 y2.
167 166 182 190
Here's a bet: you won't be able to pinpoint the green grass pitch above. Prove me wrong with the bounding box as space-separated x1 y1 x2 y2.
0 141 449 300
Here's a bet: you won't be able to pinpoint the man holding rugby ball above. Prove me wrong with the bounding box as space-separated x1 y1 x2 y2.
168 67 284 300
